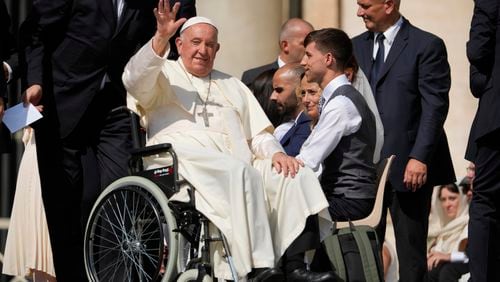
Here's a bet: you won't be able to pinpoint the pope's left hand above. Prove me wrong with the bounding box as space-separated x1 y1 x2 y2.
272 152 303 178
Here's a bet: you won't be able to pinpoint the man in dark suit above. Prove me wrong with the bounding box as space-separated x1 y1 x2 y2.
0 0 17 153
467 0 500 280
279 112 311 157
22 0 195 280
241 18 313 86
352 0 455 281
271 63 311 157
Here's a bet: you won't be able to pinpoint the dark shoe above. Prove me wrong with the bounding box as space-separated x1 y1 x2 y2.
287 268 336 282
249 267 285 282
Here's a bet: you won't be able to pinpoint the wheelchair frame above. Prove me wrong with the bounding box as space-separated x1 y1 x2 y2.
83 108 239 282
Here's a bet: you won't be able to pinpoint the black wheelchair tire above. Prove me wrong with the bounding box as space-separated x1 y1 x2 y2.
84 176 180 282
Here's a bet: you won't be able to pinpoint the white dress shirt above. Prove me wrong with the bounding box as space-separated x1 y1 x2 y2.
296 74 362 177
372 16 403 62
273 111 306 142
274 121 294 141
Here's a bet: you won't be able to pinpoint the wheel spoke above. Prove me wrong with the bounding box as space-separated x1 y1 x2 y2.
85 185 167 282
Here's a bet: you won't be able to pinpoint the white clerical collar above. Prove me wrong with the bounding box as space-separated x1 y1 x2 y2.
322 74 350 103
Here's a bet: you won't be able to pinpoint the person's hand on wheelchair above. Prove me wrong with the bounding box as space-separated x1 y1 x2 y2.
272 152 303 178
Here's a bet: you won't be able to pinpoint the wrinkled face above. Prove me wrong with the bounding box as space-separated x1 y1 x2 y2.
357 0 390 32
439 188 460 220
270 72 299 115
176 23 220 77
300 76 322 121
301 42 328 86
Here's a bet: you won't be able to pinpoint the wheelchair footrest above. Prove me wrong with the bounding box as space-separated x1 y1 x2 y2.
169 200 202 244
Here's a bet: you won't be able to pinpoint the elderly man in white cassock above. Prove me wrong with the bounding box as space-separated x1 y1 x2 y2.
123 1 335 281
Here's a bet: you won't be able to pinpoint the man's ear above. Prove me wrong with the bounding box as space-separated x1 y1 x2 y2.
384 0 395 14
280 40 289 54
175 37 183 54
325 52 335 67
216 43 221 52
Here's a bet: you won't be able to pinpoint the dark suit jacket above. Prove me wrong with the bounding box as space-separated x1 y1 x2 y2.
352 18 455 191
24 0 159 138
467 0 500 145
241 61 279 86
280 111 311 157
1 0 15 152
1 0 15 101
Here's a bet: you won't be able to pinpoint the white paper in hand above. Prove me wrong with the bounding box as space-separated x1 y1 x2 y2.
2 103 43 133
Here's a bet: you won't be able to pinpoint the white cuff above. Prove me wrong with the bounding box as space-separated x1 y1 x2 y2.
450 251 469 263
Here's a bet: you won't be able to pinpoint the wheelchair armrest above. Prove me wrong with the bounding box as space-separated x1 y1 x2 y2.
130 143 172 158
128 143 181 191
129 143 174 174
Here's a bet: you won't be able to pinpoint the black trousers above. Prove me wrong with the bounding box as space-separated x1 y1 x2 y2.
468 131 500 282
281 215 321 273
327 196 374 221
376 182 433 282
426 262 469 282
35 85 131 282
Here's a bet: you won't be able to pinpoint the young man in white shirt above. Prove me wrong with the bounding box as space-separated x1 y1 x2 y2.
297 28 377 221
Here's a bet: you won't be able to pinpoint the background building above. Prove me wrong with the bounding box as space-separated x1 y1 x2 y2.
0 1 477 281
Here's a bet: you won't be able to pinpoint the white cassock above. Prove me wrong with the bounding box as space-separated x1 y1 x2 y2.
123 40 331 279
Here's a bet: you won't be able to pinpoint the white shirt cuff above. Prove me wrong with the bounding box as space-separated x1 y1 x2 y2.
450 251 469 263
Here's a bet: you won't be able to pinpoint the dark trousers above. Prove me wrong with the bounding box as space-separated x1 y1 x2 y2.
426 262 469 282
468 131 500 282
282 215 320 273
35 86 131 282
327 196 374 221
0 123 11 153
376 182 433 282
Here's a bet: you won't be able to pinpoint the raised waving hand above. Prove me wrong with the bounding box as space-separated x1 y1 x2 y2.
152 0 187 56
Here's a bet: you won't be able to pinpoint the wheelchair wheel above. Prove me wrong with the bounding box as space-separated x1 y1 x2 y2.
84 176 179 282
177 269 213 282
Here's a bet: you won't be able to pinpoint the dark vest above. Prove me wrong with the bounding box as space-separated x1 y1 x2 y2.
320 85 377 199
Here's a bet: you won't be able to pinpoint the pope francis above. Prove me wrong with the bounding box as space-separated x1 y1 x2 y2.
123 1 332 281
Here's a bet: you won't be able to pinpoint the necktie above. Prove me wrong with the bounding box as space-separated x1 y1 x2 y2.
318 96 325 115
370 34 385 91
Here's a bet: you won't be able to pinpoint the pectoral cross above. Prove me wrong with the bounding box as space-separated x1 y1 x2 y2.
198 106 213 127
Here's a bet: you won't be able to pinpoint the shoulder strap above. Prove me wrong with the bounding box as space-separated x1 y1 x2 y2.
351 226 382 282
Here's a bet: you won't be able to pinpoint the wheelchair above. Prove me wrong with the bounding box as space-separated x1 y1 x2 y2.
83 108 239 282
